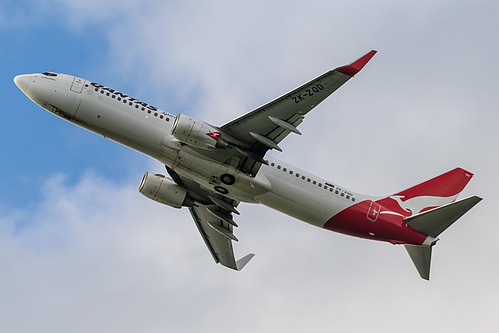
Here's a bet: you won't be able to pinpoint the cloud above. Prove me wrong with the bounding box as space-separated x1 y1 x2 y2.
2 171 497 333
4 0 499 332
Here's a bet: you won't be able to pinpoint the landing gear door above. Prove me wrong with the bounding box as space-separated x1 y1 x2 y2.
70 76 85 93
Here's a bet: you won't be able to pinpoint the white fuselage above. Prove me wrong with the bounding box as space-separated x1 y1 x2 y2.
15 73 368 228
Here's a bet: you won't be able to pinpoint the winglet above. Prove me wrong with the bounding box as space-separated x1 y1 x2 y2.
336 50 377 77
236 253 255 271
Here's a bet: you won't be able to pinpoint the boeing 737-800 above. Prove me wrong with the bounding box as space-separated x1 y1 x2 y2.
14 50 481 280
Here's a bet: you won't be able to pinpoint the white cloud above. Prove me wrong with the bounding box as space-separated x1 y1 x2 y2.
1 166 498 332
4 0 499 332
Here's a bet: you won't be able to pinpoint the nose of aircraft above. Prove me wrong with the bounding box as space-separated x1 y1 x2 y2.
14 74 31 93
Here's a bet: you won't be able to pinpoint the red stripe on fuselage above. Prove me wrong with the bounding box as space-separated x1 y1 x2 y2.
323 200 428 245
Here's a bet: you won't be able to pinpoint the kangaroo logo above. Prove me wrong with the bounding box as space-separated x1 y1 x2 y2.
206 131 221 141
389 194 458 215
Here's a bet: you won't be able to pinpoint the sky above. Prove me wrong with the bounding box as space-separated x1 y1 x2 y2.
1 0 498 332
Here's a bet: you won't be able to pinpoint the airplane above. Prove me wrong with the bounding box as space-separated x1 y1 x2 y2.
14 50 481 280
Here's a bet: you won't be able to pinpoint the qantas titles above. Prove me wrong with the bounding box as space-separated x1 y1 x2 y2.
90 81 170 115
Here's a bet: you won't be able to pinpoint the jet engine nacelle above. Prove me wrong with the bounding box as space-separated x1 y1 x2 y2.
138 172 193 208
171 114 228 149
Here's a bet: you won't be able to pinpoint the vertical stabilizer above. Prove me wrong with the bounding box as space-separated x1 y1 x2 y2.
405 245 432 280
376 168 474 217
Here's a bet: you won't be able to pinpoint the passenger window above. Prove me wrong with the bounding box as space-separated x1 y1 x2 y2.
283 168 287 172
307 178 311 182
118 97 121 101
277 165 281 170
271 163 275 167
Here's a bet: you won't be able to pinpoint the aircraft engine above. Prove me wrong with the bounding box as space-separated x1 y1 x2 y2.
138 172 193 208
171 114 228 149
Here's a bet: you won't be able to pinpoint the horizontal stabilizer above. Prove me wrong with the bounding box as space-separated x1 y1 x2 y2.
404 196 482 238
236 253 255 271
405 245 432 280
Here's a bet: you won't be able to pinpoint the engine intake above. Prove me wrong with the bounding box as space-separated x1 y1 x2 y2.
171 114 228 149
138 172 193 208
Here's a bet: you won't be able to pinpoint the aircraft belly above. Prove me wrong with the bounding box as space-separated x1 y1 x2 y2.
68 99 166 159
256 170 353 227
323 200 428 245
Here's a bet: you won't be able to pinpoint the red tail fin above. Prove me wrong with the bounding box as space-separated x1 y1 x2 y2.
376 168 474 217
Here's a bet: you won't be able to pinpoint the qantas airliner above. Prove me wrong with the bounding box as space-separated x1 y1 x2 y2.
14 50 481 280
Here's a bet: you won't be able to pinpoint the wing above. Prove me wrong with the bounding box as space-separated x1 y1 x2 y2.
166 166 254 271
164 52 375 269
189 204 253 270
219 50 376 174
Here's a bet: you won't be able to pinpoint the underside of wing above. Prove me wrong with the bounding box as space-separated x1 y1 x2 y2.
189 204 238 269
189 204 254 271
218 50 376 175
166 166 253 270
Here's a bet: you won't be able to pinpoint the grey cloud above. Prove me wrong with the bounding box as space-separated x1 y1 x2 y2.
4 0 499 332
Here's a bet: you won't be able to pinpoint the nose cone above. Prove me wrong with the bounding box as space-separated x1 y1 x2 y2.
14 74 31 93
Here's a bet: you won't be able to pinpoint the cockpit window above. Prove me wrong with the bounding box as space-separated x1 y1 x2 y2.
42 72 58 77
